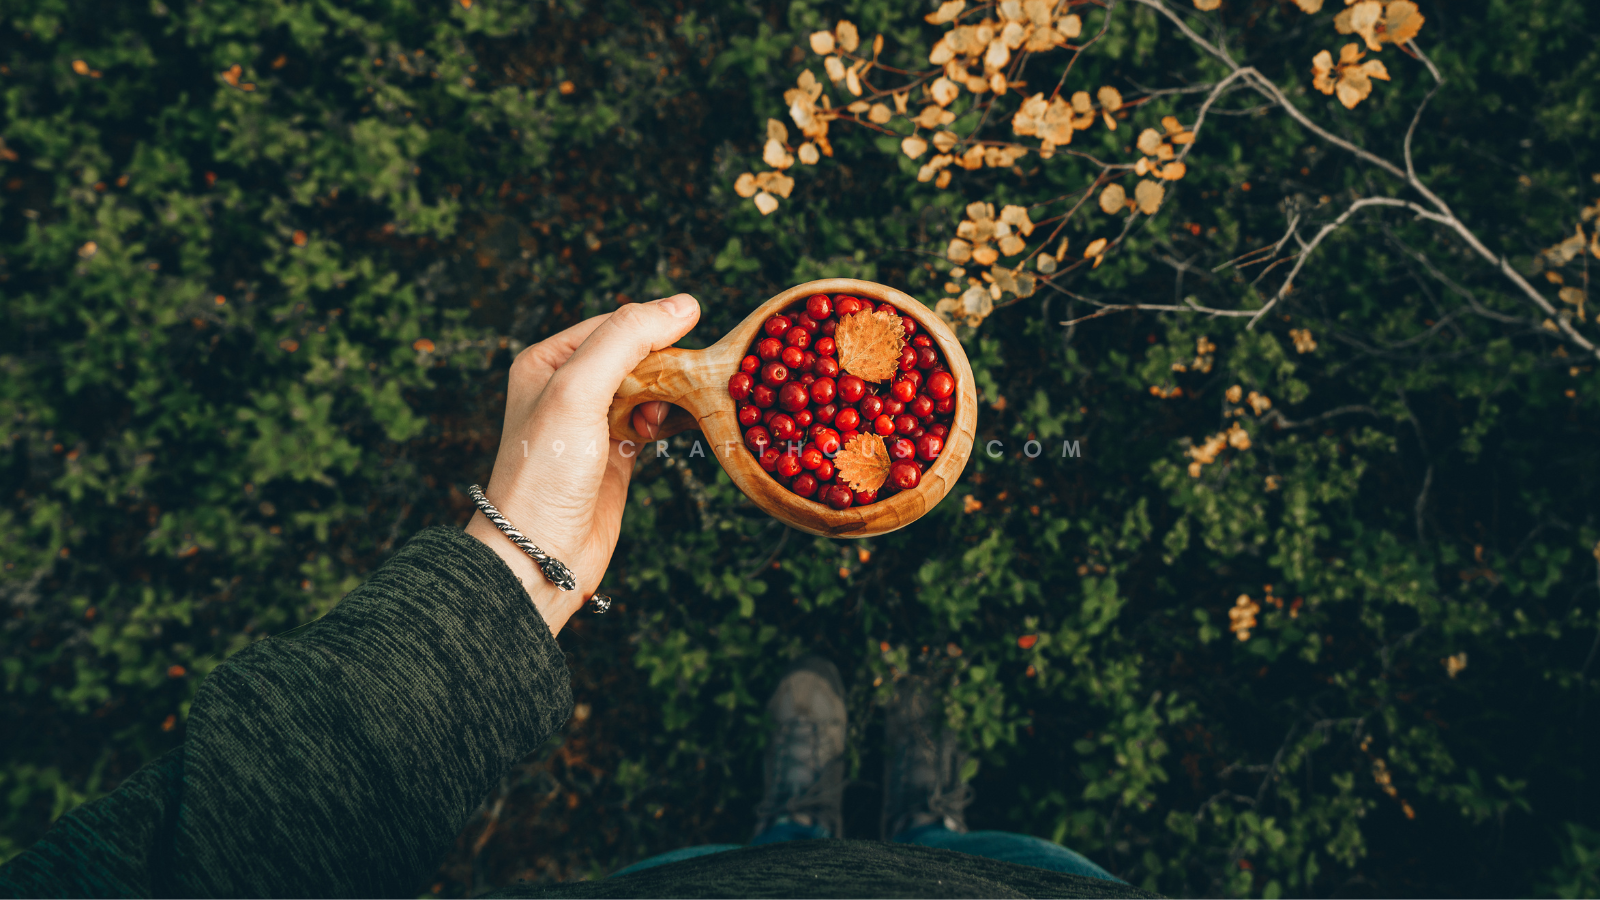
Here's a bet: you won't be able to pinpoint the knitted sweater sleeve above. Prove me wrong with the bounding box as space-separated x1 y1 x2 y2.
0 526 573 898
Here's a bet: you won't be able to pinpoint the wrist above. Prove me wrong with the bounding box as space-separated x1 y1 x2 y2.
465 511 582 635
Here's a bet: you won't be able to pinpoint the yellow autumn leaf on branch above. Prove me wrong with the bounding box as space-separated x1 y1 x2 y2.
1135 179 1166 214
1312 43 1390 109
810 31 835 55
1099 183 1127 214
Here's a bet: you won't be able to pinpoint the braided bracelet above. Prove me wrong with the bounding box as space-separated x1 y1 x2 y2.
468 484 610 613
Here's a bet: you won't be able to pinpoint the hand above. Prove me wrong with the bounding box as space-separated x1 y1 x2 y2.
465 294 701 635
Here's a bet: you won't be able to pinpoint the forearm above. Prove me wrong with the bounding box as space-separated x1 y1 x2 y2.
0 526 573 898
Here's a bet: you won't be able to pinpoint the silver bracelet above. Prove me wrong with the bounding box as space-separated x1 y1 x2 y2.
468 484 610 613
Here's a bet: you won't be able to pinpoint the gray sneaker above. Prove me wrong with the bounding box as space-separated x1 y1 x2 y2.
753 656 847 839
881 677 974 840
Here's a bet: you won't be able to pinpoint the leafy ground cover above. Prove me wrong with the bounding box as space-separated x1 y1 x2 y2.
3 0 1599 896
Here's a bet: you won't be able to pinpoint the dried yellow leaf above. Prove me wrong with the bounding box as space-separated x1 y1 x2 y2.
1097 86 1123 112
972 245 1000 266
999 234 1026 256
1135 179 1165 214
754 191 779 215
1159 161 1187 181
835 308 908 382
1071 91 1093 114
1226 384 1243 403
1246 391 1271 415
1099 184 1127 214
868 103 892 124
836 432 892 492
835 20 860 53
985 37 1010 71
1084 237 1108 258
1057 14 1082 38
1293 0 1323 10
931 76 960 107
915 105 944 128
873 33 884 57
902 135 929 159
1000 204 1034 236
767 172 795 198
1289 328 1318 353
893 91 909 114
936 169 953 189
929 37 956 66
925 0 966 25
824 55 846 83
1137 128 1164 156
1381 1 1424 45
1344 0 1383 51
767 118 789 143
734 172 758 198
810 31 836 55
989 72 1008 95
947 238 974 264
933 130 959 153
798 142 820 165
764 138 794 169
846 67 862 96
1194 0 1220 9
847 100 870 113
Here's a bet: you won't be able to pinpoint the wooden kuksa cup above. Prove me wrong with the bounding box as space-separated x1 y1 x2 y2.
607 278 978 538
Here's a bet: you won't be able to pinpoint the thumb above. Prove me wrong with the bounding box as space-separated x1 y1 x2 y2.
537 294 700 418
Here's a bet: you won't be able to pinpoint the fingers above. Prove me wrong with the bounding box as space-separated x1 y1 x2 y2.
631 401 672 440
510 313 612 401
539 294 700 422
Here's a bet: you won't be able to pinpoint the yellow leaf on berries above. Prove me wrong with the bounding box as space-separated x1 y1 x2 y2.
835 308 907 382
1135 179 1166 214
836 432 892 492
1099 184 1127 214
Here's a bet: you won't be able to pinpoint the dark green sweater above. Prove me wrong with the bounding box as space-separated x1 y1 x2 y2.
0 527 1155 899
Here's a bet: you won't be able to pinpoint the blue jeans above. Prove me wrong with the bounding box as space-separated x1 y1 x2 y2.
610 822 1123 882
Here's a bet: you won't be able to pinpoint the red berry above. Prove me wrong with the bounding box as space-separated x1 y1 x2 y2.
798 372 816 387
835 408 861 431
895 414 919 435
794 313 818 332
853 488 879 505
742 354 762 373
815 428 842 455
874 414 896 436
814 402 838 424
860 395 884 419
910 395 934 418
883 397 905 416
878 302 897 315
792 473 818 498
764 315 791 338
814 336 837 357
814 356 840 378
745 425 771 453
819 318 837 336
779 382 809 412
769 414 797 442
903 316 919 336
738 404 761 427
926 370 955 400
917 346 938 369
889 460 921 490
824 484 853 510
927 423 949 438
909 425 925 439
759 448 782 472
763 361 791 386
837 374 866 403
793 408 814 428
934 396 955 414
777 452 802 478
801 349 818 370
814 460 835 482
781 345 805 369
889 437 916 461
916 433 944 462
912 334 933 348
761 408 778 424
806 294 833 320
835 296 863 317
752 384 776 408
757 337 783 360
898 346 918 371
800 445 825 470
811 377 837 405
901 369 924 390
728 372 753 401
785 327 812 349
891 380 916 403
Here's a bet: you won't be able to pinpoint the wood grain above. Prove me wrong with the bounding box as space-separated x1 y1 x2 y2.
608 279 978 539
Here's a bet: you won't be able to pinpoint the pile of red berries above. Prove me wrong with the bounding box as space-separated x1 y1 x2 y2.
726 293 957 510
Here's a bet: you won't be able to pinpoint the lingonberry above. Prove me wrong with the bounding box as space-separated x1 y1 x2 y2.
873 414 896 436
759 448 782 472
835 296 863 317
883 397 905 416
799 445 825 470
791 473 818 498
889 460 922 490
889 437 916 461
901 369 923 390
785 327 812 349
891 380 916 403
934 396 955 415
917 433 944 462
878 302 897 315
757 337 783 360
761 361 789 387
903 317 918 336
835 408 861 432
814 428 842 455
814 356 840 379
859 395 884 419
908 426 925 439
769 414 797 442
763 315 791 338
909 394 934 418
778 383 808 412
798 372 816 387
927 423 949 438
852 488 879 505
793 408 814 429
825 484 854 510
814 402 838 424
814 336 837 357
810 377 837 406
776 452 802 479
898 346 918 371
742 354 762 373
738 404 761 427
794 313 818 332
837 374 866 403
895 414 919 436
806 294 832 320
752 384 776 408
925 370 955 400
781 346 805 369
745 425 771 453
917 346 938 369
814 460 835 483
912 334 933 348
818 318 837 336
728 372 753 401
800 350 817 371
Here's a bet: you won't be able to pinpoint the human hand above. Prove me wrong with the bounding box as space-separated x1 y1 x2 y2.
465 295 700 635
